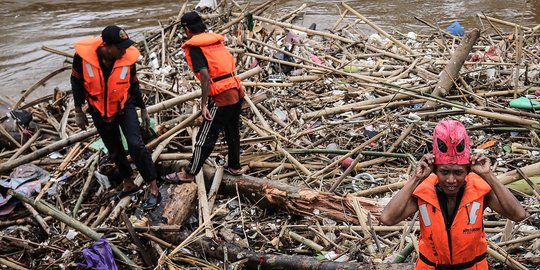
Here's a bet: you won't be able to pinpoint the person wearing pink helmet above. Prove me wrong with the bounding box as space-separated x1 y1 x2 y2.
380 120 528 269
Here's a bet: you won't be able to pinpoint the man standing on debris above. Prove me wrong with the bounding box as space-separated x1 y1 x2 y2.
164 11 244 183
380 120 527 269
71 25 161 210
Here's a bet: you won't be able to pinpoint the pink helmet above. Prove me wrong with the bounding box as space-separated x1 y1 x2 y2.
433 120 471 165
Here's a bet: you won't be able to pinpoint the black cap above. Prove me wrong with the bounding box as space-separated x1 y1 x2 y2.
101 25 135 49
181 11 205 29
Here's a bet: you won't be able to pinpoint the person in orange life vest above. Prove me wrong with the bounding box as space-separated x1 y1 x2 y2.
71 25 161 210
380 120 528 269
163 11 245 183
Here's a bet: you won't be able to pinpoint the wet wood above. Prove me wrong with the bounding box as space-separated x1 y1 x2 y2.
195 237 414 270
220 174 381 224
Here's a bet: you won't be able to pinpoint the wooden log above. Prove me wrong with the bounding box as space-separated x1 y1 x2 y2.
426 29 480 107
195 237 414 270
220 174 381 224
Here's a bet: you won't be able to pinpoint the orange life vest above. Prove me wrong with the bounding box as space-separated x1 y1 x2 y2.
182 32 241 97
74 37 140 118
412 173 491 270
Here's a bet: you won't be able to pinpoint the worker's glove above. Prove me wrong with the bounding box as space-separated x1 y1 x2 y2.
141 108 151 130
74 111 88 130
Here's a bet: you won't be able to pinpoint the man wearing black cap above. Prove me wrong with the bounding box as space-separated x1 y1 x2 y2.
163 12 244 183
71 25 161 210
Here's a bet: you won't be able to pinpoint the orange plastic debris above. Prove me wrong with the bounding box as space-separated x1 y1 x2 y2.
477 139 497 149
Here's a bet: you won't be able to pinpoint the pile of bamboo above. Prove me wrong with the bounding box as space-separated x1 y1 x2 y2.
1 1 539 269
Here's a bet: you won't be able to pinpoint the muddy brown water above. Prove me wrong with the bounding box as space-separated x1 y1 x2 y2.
1 0 539 114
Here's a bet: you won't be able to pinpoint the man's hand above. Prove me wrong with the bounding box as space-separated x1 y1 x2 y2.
74 111 88 130
413 154 434 183
141 108 151 129
202 106 213 121
471 153 492 176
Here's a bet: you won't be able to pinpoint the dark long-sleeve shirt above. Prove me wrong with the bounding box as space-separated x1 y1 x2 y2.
71 53 145 109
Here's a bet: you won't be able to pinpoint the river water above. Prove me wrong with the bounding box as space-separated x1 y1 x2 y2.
0 0 539 109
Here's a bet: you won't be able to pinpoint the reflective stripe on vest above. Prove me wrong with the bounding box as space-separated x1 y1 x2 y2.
419 204 432 227
85 63 95 78
119 66 129 80
468 201 481 224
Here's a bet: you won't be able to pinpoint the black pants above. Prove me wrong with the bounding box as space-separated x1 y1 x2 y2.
187 100 242 175
90 100 157 183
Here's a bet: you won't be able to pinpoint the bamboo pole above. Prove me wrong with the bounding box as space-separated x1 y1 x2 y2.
477 14 532 31
14 66 70 109
73 153 99 217
487 241 528 270
7 130 41 161
244 95 312 176
342 3 413 54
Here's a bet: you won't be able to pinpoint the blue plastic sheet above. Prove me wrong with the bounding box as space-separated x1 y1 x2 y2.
445 21 465 37
79 237 118 270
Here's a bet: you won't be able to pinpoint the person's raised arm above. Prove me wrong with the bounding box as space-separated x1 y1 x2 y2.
380 154 434 225
471 154 528 222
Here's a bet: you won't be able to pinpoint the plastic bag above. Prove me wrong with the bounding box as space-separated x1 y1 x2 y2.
79 237 118 270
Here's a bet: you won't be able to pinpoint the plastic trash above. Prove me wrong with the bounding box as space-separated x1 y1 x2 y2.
509 96 540 110
284 30 306 44
149 52 160 70
326 143 340 158
195 0 217 11
310 54 323 65
340 157 354 169
94 171 111 189
406 32 417 47
368 33 383 46
0 164 49 216
444 21 465 37
66 229 78 240
79 237 118 270
273 108 288 123
343 65 360 73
